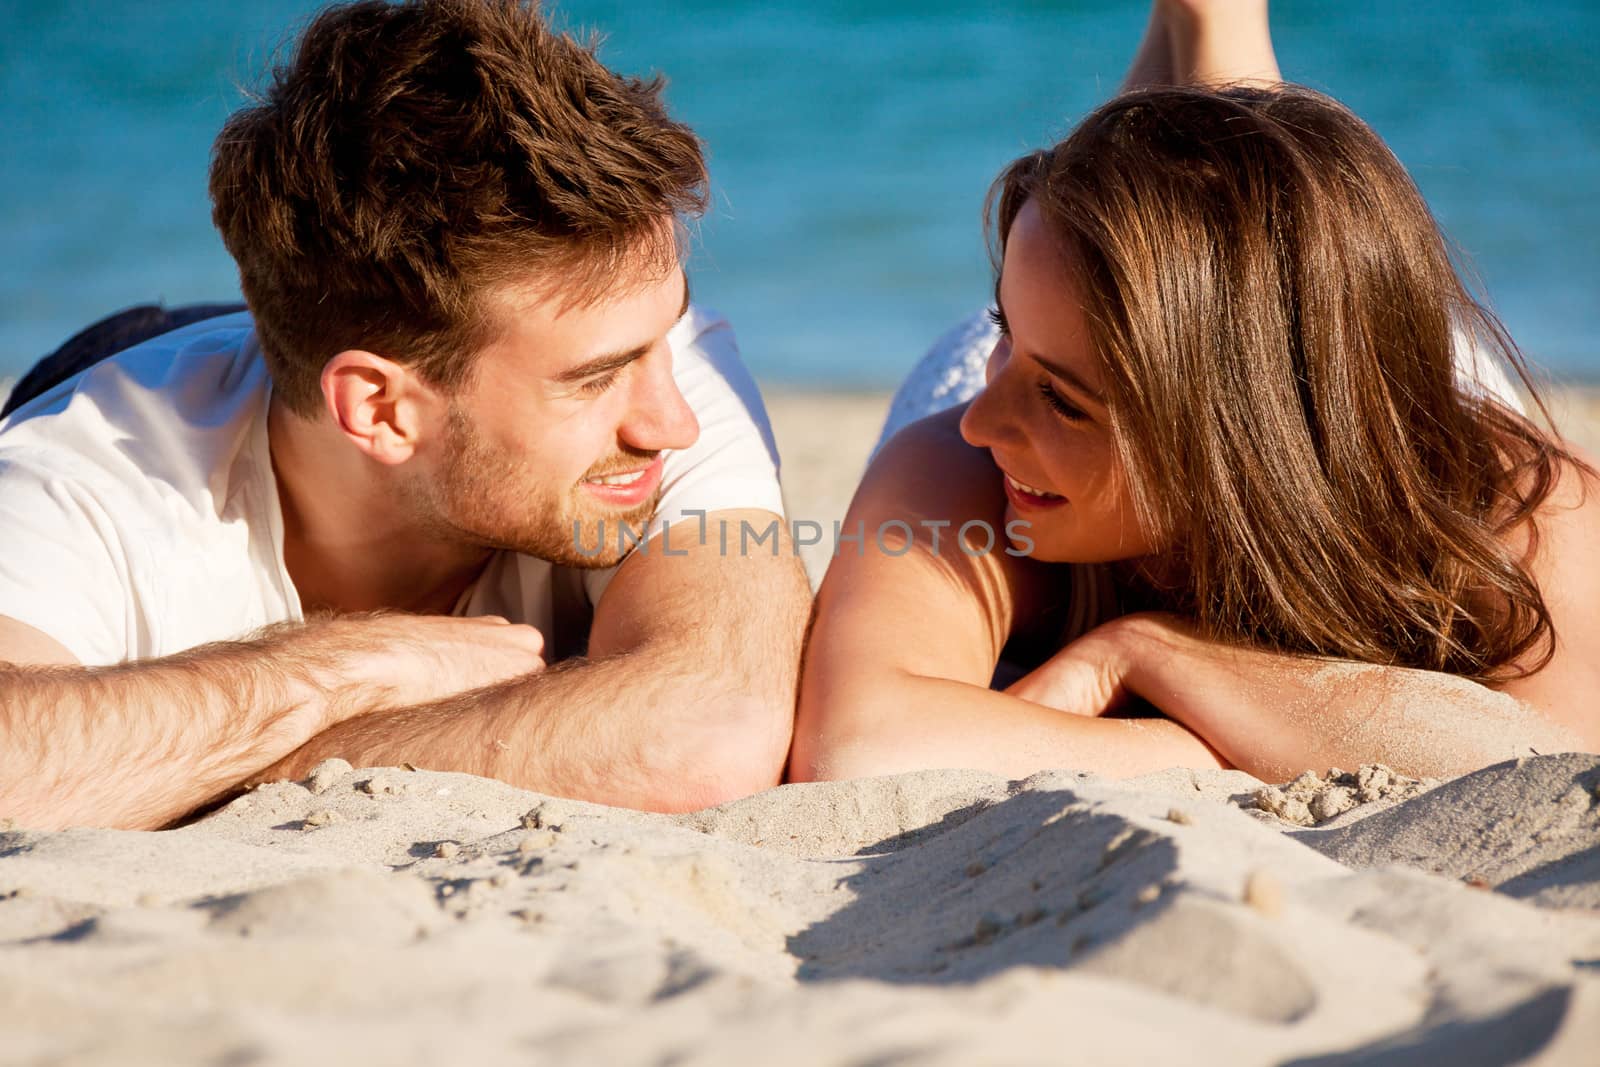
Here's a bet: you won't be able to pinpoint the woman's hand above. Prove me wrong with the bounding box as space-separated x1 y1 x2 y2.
1003 614 1179 716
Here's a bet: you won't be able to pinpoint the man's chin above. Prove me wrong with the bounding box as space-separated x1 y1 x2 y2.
559 502 660 568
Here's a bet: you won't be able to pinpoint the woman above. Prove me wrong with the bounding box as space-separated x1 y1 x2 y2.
792 30 1598 784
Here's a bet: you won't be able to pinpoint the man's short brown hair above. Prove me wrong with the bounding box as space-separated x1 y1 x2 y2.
209 0 708 415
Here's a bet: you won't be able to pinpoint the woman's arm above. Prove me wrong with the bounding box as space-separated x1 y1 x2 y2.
1009 457 1600 780
790 408 1225 782
1011 612 1584 783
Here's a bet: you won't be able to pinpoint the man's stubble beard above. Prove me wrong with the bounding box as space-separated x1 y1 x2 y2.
423 405 659 568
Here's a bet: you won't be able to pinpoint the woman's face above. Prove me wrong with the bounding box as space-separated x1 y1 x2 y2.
959 198 1154 564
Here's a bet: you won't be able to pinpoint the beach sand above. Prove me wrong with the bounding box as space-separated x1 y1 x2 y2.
2 386 1599 1064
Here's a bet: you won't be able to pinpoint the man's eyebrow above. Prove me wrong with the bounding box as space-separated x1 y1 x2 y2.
554 274 692 385
994 288 1106 405
555 344 650 384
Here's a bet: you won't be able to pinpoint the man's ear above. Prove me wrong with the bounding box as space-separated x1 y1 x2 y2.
320 351 441 465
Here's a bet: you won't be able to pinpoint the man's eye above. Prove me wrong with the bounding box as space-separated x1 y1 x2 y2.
579 370 619 395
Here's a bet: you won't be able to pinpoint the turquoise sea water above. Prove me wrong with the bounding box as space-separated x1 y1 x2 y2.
2 1 1596 386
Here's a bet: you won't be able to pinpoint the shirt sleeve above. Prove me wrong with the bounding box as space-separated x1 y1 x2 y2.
583 306 787 607
1452 321 1525 415
0 453 135 665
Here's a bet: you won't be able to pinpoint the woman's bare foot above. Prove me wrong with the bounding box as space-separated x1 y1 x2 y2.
1158 0 1281 87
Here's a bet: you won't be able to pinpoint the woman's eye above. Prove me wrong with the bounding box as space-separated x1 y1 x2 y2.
579 370 619 396
986 306 1009 334
1037 380 1088 421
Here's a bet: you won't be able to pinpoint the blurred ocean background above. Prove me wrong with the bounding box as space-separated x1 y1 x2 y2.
2 0 1596 387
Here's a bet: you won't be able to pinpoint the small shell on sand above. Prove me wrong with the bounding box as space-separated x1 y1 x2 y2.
303 810 336 829
304 759 353 795
1243 870 1284 918
1164 808 1193 826
433 841 460 860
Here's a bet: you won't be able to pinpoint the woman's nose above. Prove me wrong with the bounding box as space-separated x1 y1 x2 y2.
960 335 1018 450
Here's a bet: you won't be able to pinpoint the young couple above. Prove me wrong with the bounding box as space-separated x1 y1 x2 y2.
1 0 1593 831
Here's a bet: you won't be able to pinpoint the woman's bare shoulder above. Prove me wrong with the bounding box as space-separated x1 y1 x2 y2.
822 406 1066 670
1495 448 1600 746
857 406 1003 519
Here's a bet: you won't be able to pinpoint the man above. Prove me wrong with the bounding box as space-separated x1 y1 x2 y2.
0 0 810 830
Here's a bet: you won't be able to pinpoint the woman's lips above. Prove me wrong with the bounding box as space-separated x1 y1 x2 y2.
580 455 664 508
1001 469 1067 511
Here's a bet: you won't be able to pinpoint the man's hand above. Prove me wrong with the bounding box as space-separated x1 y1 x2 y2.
256 509 811 812
0 611 546 830
328 613 545 729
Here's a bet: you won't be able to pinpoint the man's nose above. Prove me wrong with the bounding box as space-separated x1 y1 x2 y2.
620 348 699 453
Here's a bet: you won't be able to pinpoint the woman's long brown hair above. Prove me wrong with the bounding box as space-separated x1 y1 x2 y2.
991 85 1579 678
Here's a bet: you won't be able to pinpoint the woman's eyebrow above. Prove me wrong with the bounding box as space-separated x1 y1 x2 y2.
1034 353 1105 404
993 289 1106 404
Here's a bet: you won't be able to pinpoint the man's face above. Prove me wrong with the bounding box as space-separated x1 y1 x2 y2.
411 258 699 568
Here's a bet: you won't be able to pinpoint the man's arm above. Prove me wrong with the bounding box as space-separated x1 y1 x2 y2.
259 508 811 812
0 613 546 831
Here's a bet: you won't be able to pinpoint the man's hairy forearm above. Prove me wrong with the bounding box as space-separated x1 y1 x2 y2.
262 639 790 812
264 517 811 813
0 619 401 831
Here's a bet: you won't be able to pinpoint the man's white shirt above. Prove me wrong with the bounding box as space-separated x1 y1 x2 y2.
0 308 785 665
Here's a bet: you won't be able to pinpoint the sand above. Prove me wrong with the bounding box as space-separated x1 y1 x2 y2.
1 386 1598 1064
2 757 1598 1065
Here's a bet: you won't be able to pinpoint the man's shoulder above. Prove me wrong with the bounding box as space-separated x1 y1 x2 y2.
0 312 267 477
665 304 740 384
662 303 771 442
666 303 729 347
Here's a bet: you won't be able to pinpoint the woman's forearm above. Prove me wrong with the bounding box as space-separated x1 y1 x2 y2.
1113 616 1583 780
793 669 1225 783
